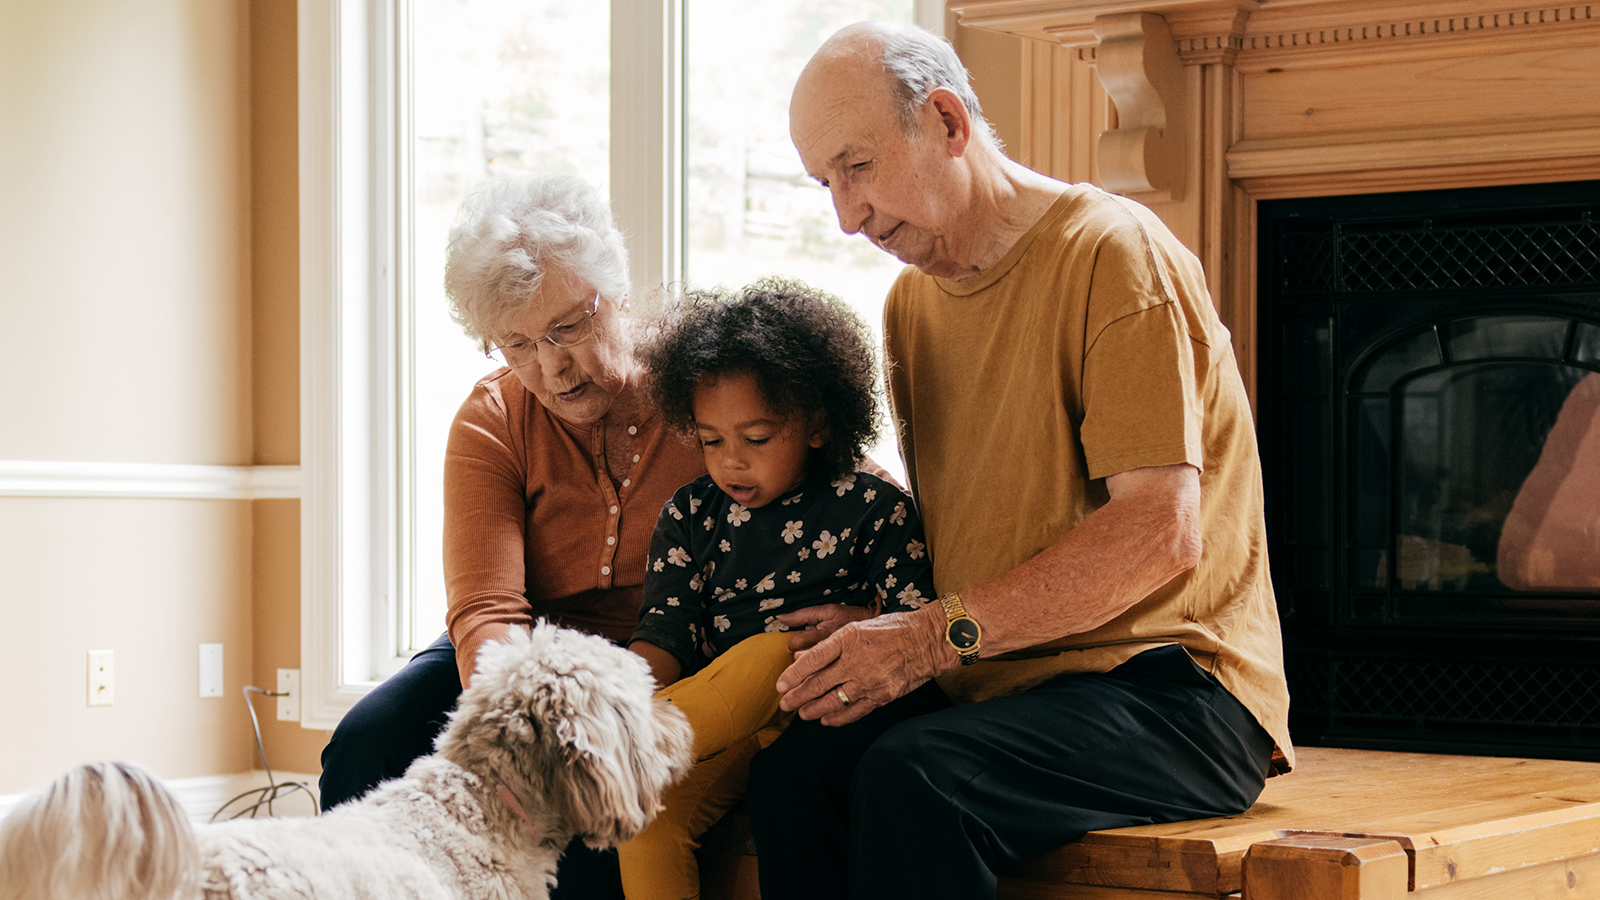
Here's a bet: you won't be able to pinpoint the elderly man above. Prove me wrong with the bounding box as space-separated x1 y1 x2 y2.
749 21 1295 900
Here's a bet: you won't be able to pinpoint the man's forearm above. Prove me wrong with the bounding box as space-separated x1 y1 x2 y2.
941 463 1202 666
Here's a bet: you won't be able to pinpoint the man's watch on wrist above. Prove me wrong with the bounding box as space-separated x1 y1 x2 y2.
938 592 982 666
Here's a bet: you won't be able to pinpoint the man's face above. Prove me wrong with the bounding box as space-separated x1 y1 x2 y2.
790 60 964 278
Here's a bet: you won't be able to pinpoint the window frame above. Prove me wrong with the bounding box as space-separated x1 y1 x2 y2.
298 0 942 728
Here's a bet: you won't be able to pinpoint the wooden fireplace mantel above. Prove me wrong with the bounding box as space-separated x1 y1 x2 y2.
948 0 1600 402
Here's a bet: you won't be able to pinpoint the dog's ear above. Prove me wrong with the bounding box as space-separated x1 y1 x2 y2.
563 695 694 849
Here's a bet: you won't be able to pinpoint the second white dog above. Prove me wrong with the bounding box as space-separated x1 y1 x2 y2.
0 622 695 900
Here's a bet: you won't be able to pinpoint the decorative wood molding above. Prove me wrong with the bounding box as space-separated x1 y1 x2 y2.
0 461 302 500
1228 117 1600 198
1239 4 1596 54
1092 12 1189 200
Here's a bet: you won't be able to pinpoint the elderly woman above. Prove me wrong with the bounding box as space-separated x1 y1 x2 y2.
317 173 707 899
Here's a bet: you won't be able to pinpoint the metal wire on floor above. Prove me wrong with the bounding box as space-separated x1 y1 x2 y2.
210 685 319 821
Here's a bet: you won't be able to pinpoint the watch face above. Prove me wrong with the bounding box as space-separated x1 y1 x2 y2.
947 617 981 651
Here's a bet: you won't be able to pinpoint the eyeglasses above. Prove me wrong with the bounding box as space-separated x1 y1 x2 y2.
488 291 602 367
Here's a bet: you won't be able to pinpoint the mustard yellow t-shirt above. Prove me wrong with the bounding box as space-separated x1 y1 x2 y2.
884 184 1293 773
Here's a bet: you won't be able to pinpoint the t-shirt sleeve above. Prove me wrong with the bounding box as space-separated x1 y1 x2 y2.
1078 226 1206 481
631 492 706 676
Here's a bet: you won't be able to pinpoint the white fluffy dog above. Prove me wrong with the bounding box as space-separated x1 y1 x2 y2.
0 623 694 900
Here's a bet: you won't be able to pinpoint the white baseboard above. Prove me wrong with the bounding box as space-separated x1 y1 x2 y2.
0 770 320 823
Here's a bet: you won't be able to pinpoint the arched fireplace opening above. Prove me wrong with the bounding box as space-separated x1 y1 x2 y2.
1260 179 1600 760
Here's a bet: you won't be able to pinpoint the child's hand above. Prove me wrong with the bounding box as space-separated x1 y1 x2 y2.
777 604 875 652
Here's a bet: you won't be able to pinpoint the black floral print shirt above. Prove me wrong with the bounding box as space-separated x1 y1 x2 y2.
632 467 935 677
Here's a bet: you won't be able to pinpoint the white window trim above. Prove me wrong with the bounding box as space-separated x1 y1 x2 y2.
298 0 683 728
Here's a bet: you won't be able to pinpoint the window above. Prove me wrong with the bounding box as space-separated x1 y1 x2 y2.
300 0 935 727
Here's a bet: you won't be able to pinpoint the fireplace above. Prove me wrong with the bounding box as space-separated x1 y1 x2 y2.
1258 179 1600 759
949 0 1600 757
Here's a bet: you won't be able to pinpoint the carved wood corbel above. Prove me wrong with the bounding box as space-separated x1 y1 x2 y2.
1092 12 1187 201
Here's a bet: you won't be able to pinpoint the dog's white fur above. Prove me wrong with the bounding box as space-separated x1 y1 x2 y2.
0 623 694 900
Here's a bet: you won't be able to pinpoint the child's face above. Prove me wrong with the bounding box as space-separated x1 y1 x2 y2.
693 371 824 509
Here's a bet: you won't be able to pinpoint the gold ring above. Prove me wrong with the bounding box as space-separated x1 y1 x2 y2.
836 688 851 706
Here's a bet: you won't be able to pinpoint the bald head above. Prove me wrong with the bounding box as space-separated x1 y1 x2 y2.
793 21 990 144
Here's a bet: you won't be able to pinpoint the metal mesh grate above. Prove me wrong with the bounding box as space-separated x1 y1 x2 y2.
1283 216 1600 294
1323 657 1600 729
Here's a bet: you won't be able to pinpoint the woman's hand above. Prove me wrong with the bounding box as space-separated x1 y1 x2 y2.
775 603 875 652
775 606 948 726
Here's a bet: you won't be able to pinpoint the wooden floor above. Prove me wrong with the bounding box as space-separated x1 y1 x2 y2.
702 746 1600 900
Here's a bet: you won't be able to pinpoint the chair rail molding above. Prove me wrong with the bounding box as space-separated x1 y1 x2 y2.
0 461 301 500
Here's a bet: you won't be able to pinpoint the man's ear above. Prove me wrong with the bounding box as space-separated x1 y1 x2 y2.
925 88 973 157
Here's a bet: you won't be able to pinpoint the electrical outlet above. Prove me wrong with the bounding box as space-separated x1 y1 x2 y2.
199 643 224 698
276 668 301 721
87 650 114 706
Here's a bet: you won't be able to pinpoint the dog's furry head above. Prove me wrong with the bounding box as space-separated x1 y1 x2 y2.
433 622 694 849
0 761 196 900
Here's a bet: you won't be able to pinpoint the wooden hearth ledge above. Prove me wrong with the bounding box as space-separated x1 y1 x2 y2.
699 746 1600 900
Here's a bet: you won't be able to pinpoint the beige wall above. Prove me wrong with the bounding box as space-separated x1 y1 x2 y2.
0 0 324 794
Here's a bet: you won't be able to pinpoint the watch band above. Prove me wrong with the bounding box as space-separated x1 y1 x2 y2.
939 592 982 666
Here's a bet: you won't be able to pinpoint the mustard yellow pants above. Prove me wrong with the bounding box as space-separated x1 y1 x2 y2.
617 632 796 900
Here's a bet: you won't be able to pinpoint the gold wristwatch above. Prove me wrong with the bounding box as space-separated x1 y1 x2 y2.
938 592 982 666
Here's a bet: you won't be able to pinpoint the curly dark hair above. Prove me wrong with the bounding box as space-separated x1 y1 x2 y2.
637 277 882 481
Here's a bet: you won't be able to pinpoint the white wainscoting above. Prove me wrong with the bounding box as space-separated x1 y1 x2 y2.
0 461 301 500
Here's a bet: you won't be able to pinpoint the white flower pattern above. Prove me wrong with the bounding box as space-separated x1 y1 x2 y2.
641 474 933 675
813 531 838 558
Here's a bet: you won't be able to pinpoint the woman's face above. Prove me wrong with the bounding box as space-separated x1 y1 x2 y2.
498 267 632 427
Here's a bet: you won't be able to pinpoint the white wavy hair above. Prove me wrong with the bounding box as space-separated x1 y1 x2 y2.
444 173 631 352
0 761 197 900
875 22 995 145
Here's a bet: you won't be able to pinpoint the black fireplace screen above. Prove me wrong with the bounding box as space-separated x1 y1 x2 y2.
1259 180 1600 760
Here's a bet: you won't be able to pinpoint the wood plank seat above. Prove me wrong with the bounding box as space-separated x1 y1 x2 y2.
698 746 1600 900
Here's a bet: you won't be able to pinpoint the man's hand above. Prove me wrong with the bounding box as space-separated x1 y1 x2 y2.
776 603 876 653
776 606 947 725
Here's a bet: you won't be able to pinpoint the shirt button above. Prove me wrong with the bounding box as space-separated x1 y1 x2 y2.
601 566 611 575
607 536 616 545
622 478 631 487
610 505 619 515
632 454 640 462
627 425 638 435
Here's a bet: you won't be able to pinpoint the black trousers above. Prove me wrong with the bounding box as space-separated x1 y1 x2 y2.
745 645 1275 900
318 633 624 900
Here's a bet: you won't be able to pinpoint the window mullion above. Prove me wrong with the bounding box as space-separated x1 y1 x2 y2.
611 0 686 297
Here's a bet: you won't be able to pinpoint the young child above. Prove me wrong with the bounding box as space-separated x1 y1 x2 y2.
620 277 935 900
